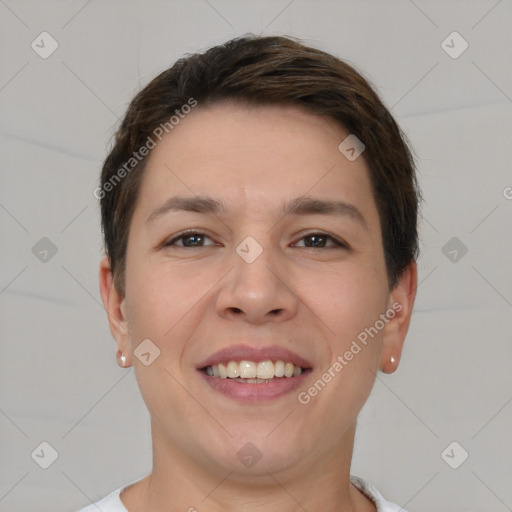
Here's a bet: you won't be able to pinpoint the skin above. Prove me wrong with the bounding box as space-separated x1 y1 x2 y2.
99 101 417 512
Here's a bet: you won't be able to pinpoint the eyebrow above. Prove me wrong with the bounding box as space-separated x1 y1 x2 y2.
145 195 368 229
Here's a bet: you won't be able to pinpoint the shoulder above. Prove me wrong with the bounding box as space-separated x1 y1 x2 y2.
350 475 408 512
77 475 404 512
75 486 127 512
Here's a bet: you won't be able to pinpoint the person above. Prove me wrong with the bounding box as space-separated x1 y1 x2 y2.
81 34 419 512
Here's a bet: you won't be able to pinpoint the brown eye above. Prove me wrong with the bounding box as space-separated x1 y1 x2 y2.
294 233 347 249
164 231 216 248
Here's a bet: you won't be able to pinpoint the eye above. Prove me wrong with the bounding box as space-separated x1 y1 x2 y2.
294 232 348 249
163 231 216 248
162 231 348 250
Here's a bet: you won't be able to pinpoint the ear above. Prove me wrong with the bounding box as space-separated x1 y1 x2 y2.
380 261 417 374
99 255 132 367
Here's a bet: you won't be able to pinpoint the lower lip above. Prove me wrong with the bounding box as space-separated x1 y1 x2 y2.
199 370 312 402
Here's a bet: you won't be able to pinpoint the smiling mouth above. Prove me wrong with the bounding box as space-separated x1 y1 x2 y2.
202 360 311 383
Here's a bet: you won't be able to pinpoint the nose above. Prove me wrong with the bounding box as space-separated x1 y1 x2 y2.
215 239 299 325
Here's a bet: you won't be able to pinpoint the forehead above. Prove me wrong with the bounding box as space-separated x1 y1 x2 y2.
133 102 379 229
151 101 349 171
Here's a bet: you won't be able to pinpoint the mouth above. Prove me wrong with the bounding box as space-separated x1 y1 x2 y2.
197 345 313 402
202 360 309 382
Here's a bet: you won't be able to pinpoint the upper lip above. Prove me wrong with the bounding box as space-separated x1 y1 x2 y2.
196 344 313 370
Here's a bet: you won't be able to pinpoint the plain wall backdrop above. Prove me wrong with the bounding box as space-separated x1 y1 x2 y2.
1 1 511 511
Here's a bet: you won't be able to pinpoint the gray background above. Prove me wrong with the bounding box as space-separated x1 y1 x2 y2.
1 1 511 511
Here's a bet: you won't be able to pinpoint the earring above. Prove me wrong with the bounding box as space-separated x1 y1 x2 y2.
120 353 126 367
390 356 396 364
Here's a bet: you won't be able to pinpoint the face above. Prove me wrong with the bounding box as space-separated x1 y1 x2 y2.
100 101 416 480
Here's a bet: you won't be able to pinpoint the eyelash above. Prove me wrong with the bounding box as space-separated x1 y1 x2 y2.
162 230 348 250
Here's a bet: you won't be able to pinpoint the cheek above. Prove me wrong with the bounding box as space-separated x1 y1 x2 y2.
294 268 386 432
300 261 388 344
124 257 218 372
124 261 202 418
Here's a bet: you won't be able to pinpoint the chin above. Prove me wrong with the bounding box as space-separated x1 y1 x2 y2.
200 431 306 478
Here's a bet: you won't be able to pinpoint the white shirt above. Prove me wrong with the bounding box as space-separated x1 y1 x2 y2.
76 475 407 512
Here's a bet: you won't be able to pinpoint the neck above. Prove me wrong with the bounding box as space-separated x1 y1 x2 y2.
120 420 375 512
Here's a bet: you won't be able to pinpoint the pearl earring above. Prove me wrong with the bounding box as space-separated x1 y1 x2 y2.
120 354 126 367
390 356 396 364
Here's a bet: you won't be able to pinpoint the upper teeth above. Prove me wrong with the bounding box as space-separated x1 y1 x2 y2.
205 360 303 379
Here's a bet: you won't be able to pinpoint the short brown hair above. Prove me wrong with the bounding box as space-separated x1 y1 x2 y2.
100 34 420 296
